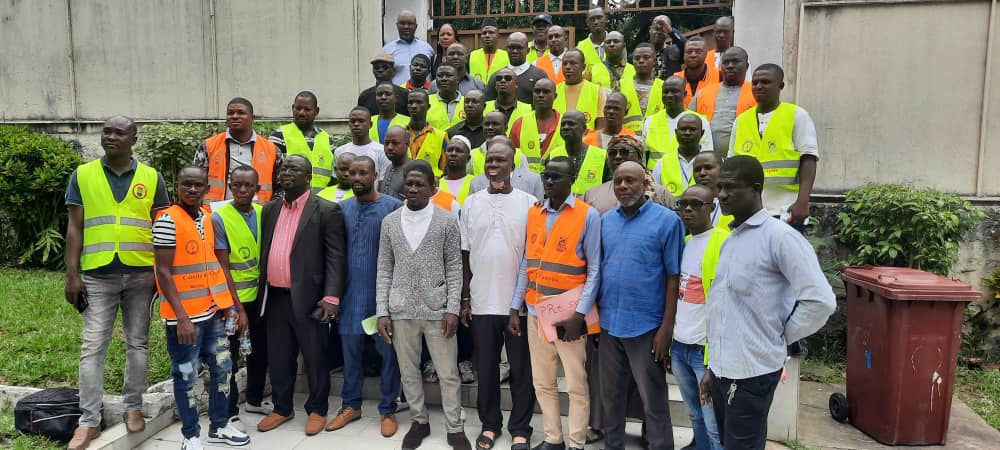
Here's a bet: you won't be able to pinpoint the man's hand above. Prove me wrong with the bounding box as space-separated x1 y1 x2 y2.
65 273 86 307
555 313 587 342
235 307 249 334
176 317 197 345
318 301 339 322
652 324 672 370
699 370 714 406
788 199 810 227
441 313 459 339
378 317 393 345
508 310 523 336
460 300 472 327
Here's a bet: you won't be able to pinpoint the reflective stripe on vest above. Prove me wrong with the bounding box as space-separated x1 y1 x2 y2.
524 201 591 305
547 145 607 195
437 176 472 205
317 186 355 203
645 110 708 171
203 133 276 202
78 160 158 270
732 103 801 191
281 123 333 192
484 100 532 135
369 114 410 144
517 112 564 173
216 202 262 303
469 48 510 83
694 81 755 122
554 81 601 129
428 94 466 130
617 71 646 132
156 205 235 319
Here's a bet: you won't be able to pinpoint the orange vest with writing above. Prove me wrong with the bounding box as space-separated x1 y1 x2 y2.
524 201 590 306
535 53 566 85
694 80 755 122
204 133 277 202
156 205 235 319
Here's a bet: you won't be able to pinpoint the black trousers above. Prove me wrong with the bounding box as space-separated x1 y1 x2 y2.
710 368 782 450
265 287 330 416
227 298 269 417
599 329 673 450
471 315 534 438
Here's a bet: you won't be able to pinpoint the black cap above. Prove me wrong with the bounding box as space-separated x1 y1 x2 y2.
481 17 499 29
532 14 553 25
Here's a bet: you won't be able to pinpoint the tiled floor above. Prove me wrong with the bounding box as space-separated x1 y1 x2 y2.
139 394 693 449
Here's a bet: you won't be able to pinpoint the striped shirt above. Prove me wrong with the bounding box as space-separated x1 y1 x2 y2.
706 209 836 380
152 208 216 324
266 192 310 288
339 195 403 334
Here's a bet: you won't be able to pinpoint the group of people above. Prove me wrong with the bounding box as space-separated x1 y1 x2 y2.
63 7 837 450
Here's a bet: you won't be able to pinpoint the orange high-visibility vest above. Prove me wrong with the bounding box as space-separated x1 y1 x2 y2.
694 81 756 122
535 53 566 85
674 65 721 108
204 133 277 202
524 200 591 306
582 127 636 149
432 190 458 212
156 205 235 319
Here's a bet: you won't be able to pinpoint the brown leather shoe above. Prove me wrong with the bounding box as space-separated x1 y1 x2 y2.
324 407 362 432
305 412 326 435
68 426 101 450
380 413 398 437
123 409 145 433
257 411 294 432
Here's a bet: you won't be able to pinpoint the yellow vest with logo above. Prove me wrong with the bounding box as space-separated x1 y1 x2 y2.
77 160 158 271
281 123 333 192
437 176 473 205
686 225 730 365
369 114 410 144
216 202 262 303
518 112 565 173
577 37 602 72
555 80 602 129
589 60 634 91
484 100 532 134
732 103 801 192
548 145 607 195
317 186 355 203
427 94 466 130
645 110 707 171
469 48 510 83
618 72 655 132
411 126 448 177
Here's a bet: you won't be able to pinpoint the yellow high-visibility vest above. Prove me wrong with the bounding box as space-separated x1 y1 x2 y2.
281 123 333 192
547 145 607 195
518 112 565 173
469 48 510 83
427 94 466 130
437 176 473 205
215 202 262 303
369 114 410 144
77 160 157 271
732 103 801 192
554 80 601 129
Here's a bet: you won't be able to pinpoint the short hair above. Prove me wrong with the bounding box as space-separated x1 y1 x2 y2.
178 165 207 180
695 150 723 165
403 159 435 184
230 165 259 181
564 47 586 63
376 80 396 90
285 154 313 172
408 89 430 101
754 63 785 81
634 42 655 52
720 155 764 187
336 151 357 164
386 125 411 142
295 90 318 105
688 35 706 44
486 135 515 155
545 155 576 176
227 97 254 114
411 53 431 66
352 155 377 173
350 105 372 116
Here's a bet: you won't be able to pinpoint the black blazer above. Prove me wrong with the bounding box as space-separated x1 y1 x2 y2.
257 194 347 321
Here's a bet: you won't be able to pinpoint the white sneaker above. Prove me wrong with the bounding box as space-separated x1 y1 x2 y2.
244 400 274 415
207 422 251 447
181 436 204 450
228 415 246 432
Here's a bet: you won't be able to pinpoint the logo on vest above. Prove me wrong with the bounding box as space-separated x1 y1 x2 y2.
527 141 536 149
530 233 538 245
556 237 568 253
742 141 753 153
583 112 592 124
668 182 677 192
132 183 147 199
238 246 251 261
585 169 597 182
767 140 777 153
459 110 467 120
184 240 199 255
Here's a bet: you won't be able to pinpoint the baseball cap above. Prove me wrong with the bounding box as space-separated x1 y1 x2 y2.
532 14 553 25
370 54 395 65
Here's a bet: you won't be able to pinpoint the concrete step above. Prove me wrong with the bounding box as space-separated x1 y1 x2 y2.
296 371 693 427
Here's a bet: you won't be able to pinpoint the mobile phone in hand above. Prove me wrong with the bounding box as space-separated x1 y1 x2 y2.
75 294 89 314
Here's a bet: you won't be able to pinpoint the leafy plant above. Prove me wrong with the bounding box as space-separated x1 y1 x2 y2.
0 125 82 269
134 122 217 189
836 184 984 275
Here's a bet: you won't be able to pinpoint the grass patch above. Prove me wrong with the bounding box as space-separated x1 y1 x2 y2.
0 407 61 450
956 365 1000 430
800 358 845 385
0 268 172 391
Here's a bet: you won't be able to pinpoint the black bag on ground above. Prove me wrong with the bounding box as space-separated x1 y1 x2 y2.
13 388 90 442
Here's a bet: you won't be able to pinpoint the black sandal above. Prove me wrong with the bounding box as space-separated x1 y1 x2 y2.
510 436 530 450
476 430 500 449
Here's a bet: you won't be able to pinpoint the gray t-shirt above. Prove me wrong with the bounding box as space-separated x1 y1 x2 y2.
379 163 407 201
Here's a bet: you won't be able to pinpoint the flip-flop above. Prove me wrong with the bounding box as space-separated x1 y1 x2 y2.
476 430 499 449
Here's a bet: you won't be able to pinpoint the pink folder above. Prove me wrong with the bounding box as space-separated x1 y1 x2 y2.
534 285 600 343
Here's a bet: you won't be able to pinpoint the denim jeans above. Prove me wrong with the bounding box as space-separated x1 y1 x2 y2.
78 272 154 427
165 316 232 439
340 333 399 414
671 340 723 450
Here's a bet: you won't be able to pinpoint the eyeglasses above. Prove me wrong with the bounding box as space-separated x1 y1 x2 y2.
496 75 515 82
540 172 568 182
676 199 711 209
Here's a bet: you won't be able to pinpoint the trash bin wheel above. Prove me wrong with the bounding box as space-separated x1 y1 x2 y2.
829 392 849 423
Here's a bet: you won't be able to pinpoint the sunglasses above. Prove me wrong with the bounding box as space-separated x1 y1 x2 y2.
676 199 712 209
496 75 515 82
540 172 568 182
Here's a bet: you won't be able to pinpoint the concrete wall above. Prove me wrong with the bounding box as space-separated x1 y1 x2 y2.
0 0 382 122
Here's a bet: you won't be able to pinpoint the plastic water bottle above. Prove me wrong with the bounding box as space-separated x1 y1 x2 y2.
225 307 237 335
240 330 252 356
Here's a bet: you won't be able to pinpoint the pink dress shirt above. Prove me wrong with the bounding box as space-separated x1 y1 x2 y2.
267 192 309 288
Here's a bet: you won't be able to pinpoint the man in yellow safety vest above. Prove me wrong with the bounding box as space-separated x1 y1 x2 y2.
271 91 334 193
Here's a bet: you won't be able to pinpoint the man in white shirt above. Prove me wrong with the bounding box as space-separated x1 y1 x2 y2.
334 107 392 176
642 76 713 151
459 137 537 450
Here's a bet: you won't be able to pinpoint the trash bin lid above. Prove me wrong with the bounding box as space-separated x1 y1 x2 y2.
841 266 981 302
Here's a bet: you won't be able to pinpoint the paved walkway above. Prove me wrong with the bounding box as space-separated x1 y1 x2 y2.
139 394 694 449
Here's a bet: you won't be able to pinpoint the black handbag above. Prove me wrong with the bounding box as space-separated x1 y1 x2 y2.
13 388 94 442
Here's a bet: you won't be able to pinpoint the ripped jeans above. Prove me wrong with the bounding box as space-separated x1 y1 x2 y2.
165 315 232 439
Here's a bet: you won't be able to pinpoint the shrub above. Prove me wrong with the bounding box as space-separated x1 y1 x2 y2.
836 183 985 275
0 125 83 268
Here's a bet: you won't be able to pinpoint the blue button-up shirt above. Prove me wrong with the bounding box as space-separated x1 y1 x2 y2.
511 196 602 315
339 195 403 334
382 38 436 85
599 199 685 338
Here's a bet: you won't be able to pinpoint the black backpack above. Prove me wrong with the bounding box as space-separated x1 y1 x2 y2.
13 388 94 442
